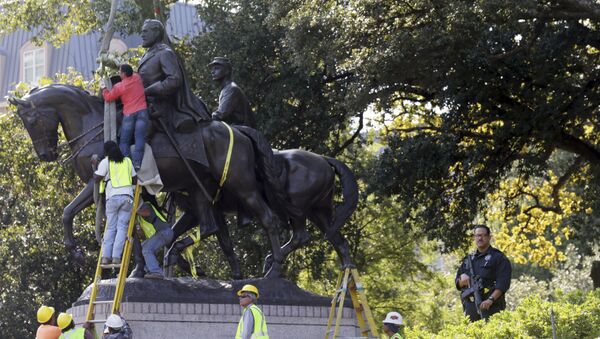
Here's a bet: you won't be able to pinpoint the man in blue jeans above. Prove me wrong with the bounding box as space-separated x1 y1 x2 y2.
94 141 137 266
102 64 149 170
135 201 174 279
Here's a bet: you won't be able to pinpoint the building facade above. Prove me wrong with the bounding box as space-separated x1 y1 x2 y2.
0 2 203 113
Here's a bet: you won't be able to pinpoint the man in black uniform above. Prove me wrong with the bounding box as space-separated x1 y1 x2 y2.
456 225 512 321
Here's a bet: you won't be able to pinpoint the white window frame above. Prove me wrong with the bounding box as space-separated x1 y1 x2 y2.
108 38 128 54
19 41 50 86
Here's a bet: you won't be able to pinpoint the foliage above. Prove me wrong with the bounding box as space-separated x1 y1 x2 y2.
361 0 600 256
188 0 366 155
0 110 97 338
0 0 175 46
483 161 582 268
1 1 600 337
407 289 600 339
508 244 600 308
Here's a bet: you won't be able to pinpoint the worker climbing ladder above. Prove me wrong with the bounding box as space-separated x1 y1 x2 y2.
325 267 379 339
86 184 142 323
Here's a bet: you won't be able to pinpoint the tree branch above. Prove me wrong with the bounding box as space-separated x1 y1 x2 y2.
520 156 583 215
522 0 600 20
331 110 363 157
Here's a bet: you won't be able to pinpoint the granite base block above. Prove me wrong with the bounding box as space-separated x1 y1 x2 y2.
69 277 362 338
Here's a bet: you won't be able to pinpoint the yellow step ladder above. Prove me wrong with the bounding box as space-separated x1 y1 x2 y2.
86 184 141 323
325 267 379 339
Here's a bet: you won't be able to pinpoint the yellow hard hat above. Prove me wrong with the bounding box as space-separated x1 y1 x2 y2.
57 313 73 330
237 284 259 299
37 305 55 323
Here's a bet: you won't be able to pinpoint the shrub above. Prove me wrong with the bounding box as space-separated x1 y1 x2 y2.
406 289 600 339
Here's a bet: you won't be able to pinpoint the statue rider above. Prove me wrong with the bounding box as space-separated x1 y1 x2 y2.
138 19 210 133
208 57 256 228
208 57 256 128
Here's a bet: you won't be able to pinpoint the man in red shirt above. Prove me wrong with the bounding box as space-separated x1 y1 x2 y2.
102 64 148 170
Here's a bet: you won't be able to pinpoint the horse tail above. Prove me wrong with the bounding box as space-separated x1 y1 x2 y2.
324 156 359 232
236 126 303 218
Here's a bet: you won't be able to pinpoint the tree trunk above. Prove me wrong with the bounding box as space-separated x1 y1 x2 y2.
592 260 600 289
101 0 120 143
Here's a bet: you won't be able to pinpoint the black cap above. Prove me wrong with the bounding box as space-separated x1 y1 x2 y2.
207 57 231 68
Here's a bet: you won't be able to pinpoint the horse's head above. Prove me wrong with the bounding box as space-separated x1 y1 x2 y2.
9 94 60 161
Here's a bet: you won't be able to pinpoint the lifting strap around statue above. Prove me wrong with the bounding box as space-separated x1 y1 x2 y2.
213 121 234 203
181 228 202 278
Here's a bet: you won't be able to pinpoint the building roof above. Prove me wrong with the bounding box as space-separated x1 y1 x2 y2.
0 2 203 100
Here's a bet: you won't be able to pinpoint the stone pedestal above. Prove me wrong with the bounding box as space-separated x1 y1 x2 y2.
69 277 361 338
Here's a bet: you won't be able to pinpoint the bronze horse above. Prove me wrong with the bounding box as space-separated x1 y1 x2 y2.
9 84 358 278
168 127 358 274
9 84 288 278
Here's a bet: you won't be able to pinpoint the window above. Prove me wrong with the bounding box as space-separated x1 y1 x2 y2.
109 38 128 54
23 48 45 85
20 41 49 86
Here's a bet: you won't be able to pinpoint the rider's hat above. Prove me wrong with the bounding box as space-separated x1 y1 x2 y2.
208 57 231 69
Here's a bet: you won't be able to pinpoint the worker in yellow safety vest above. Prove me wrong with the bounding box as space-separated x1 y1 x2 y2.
93 141 137 266
57 312 93 339
135 201 174 279
381 311 404 339
236 284 268 339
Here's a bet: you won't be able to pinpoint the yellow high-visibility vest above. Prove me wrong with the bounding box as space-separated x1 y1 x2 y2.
58 327 85 339
137 203 167 239
99 157 133 194
236 304 268 339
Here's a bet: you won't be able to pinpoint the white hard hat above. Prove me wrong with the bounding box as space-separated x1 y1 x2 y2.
383 311 403 325
105 314 124 328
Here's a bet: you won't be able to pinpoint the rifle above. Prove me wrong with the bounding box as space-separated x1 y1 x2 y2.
460 254 488 320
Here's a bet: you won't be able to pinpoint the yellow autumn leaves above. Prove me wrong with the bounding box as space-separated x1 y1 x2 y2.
485 172 580 268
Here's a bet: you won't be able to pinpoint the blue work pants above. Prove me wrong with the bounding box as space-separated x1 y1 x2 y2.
119 109 148 168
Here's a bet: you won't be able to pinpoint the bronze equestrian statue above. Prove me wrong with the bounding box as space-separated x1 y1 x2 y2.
9 84 359 278
9 84 288 278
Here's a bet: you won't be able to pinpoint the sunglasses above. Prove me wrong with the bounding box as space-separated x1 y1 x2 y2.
239 295 250 299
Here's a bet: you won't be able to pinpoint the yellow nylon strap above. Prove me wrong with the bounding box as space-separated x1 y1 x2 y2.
182 228 202 279
213 121 234 203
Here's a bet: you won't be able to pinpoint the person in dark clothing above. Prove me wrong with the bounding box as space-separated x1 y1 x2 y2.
102 313 132 339
136 201 174 279
456 225 512 321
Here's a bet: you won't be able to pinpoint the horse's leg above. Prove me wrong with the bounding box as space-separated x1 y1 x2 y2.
165 212 197 267
214 209 242 279
263 217 309 274
129 236 146 278
239 190 285 278
62 180 94 264
309 208 354 268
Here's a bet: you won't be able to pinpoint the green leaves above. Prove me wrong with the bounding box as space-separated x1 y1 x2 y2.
407 290 600 338
0 112 97 338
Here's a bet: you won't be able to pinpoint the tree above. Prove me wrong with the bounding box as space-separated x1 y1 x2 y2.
0 109 97 338
360 0 600 257
0 0 176 46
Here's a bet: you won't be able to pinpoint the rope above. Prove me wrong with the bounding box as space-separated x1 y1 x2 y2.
181 228 202 278
213 121 234 203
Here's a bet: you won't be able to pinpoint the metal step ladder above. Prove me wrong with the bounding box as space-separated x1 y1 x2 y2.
86 184 142 323
325 267 379 339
